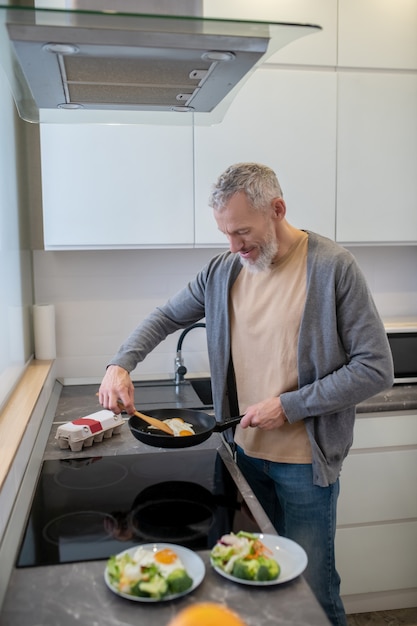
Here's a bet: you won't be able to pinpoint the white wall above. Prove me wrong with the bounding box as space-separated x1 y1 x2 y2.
0 70 33 411
33 244 417 384
33 248 223 383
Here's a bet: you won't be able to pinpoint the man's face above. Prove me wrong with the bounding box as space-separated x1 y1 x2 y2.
214 191 279 273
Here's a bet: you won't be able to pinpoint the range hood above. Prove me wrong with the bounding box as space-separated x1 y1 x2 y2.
0 3 321 124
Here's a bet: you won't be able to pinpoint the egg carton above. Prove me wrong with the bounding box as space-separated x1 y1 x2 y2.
55 410 125 452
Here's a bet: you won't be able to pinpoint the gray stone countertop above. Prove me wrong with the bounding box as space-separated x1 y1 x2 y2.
49 379 417 428
41 382 417 463
356 384 417 413
2 380 415 626
1 553 328 626
1 380 331 626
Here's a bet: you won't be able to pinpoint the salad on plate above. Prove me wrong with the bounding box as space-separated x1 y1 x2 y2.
210 531 280 582
106 545 194 600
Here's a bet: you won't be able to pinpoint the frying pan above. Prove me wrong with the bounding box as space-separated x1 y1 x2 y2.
128 408 242 448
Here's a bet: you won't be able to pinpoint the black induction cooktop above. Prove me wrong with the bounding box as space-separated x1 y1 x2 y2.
17 448 261 567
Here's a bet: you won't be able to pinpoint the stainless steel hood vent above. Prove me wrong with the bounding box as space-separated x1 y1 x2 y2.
0 5 321 124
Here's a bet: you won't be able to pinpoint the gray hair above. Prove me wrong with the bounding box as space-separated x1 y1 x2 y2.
208 162 283 212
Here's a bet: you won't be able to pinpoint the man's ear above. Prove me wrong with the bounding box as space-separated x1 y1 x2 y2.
271 197 286 219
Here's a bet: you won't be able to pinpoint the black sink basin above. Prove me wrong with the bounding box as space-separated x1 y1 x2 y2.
189 377 213 406
132 378 213 410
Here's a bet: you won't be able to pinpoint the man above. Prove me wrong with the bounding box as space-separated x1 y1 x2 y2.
99 163 393 626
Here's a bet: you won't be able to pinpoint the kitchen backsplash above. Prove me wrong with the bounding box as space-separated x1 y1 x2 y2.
33 245 417 384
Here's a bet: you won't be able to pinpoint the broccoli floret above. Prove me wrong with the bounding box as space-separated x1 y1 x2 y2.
166 568 193 594
255 557 280 582
232 556 280 582
232 558 260 580
137 574 168 599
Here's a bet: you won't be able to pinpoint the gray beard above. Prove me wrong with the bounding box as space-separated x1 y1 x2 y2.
240 237 279 274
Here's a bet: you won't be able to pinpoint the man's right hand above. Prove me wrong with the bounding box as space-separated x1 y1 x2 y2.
98 365 135 415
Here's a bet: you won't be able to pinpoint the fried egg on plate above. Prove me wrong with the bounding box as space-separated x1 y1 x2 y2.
133 546 184 576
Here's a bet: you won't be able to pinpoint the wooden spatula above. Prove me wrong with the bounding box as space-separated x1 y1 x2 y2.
116 401 174 436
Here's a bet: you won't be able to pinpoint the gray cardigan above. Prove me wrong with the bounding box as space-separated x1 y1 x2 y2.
110 232 394 486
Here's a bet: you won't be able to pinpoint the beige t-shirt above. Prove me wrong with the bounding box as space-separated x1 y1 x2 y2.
232 231 312 463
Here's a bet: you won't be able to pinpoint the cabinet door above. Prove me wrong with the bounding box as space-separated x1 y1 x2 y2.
336 72 417 244
204 0 337 67
338 0 417 70
194 67 337 245
338 449 417 525
40 124 194 249
336 521 417 596
336 411 417 599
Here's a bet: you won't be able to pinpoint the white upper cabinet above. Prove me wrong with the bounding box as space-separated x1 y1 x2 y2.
194 67 337 245
336 72 417 244
40 123 194 249
39 2 417 249
203 0 337 66
338 0 417 70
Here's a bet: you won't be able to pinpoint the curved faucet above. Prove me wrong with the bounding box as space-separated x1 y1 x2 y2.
174 323 206 385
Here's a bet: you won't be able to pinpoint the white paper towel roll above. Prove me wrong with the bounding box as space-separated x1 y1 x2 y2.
33 304 56 360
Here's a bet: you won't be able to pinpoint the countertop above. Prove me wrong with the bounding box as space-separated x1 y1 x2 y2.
47 379 417 426
356 384 417 413
1 380 416 626
41 381 417 462
43 380 222 461
0 380 330 626
2 553 327 626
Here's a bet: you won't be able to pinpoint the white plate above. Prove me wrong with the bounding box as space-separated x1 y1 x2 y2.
210 534 308 586
104 542 205 602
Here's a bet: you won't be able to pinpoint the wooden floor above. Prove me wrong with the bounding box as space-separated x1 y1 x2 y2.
347 608 417 625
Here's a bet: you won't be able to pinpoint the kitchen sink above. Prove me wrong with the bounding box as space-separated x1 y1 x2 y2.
189 377 213 406
133 378 212 409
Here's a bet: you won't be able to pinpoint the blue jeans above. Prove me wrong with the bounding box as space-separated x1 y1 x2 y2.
236 447 347 626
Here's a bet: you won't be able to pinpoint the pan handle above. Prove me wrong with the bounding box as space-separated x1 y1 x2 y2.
212 415 243 433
